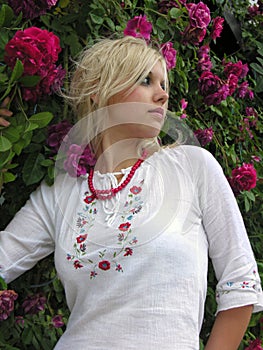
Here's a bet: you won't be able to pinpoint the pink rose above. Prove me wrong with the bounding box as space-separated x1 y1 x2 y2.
197 53 212 71
223 60 249 79
8 0 58 20
227 73 239 95
198 71 221 96
237 81 254 99
229 163 257 195
161 42 177 70
194 127 213 147
22 293 46 315
47 120 73 153
63 144 96 177
124 15 152 41
187 2 211 29
52 315 64 328
182 25 207 45
211 16 224 40
0 290 18 321
245 338 263 350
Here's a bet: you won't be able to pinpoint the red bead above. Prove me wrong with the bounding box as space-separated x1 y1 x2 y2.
87 159 143 201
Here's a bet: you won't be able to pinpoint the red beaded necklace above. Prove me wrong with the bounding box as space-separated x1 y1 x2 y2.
87 158 144 201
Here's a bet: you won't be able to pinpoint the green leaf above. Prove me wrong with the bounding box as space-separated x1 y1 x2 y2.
21 327 33 345
0 135 12 151
41 159 54 167
58 0 70 9
210 105 223 117
0 4 14 27
245 191 255 201
170 7 182 19
0 275 7 289
105 17 115 31
250 63 263 75
2 126 20 143
22 153 45 185
0 149 13 167
19 75 41 87
244 196 250 213
24 121 39 132
10 59 24 84
90 13 104 24
256 57 263 66
3 171 16 183
12 140 26 156
29 112 53 128
1 60 23 101
156 17 169 30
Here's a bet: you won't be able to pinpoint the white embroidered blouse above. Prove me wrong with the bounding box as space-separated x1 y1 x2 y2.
1 145 263 350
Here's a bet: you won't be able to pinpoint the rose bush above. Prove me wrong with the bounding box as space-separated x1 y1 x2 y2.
0 0 262 348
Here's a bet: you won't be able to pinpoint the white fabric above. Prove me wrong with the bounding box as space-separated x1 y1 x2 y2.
1 145 262 350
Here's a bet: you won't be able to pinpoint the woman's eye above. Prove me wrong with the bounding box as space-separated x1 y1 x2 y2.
141 76 151 86
161 83 166 91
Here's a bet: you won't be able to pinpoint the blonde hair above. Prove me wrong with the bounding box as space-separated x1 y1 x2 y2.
66 36 169 156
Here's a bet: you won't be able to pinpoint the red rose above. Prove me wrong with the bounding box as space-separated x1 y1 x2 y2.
187 2 211 29
5 27 61 74
98 260 111 271
229 163 257 195
4 27 64 101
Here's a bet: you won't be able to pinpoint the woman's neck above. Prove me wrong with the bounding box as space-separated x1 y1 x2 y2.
94 136 142 174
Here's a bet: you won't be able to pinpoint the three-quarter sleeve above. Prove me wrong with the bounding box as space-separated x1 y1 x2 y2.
199 149 263 314
0 182 55 284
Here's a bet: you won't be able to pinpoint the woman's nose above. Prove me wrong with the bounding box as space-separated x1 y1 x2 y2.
153 86 169 105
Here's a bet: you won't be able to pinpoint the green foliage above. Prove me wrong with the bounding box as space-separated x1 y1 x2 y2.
0 0 262 348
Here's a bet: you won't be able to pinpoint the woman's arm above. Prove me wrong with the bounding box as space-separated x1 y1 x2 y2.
205 305 253 350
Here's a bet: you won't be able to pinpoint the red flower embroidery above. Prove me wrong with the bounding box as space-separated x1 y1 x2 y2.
118 222 131 231
84 195 94 204
115 264 123 272
74 260 83 269
98 260 111 271
124 248 133 256
90 271 97 279
76 234 87 243
130 186 142 194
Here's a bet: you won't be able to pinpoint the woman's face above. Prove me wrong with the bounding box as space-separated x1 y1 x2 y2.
106 61 169 140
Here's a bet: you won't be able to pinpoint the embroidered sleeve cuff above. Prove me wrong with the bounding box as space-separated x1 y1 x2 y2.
215 279 263 315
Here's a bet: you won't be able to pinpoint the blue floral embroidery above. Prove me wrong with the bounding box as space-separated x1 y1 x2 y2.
66 179 144 279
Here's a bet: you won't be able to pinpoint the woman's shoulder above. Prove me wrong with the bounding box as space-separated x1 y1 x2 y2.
162 144 218 166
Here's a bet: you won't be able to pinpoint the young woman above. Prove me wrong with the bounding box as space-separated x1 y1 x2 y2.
0 36 262 349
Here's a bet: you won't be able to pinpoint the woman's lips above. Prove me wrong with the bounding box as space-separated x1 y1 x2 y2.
148 107 165 119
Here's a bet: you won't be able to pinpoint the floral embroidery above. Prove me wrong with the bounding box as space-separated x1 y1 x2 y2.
76 234 87 243
118 222 131 231
98 260 111 271
130 186 142 194
216 270 260 299
66 179 144 279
